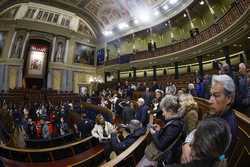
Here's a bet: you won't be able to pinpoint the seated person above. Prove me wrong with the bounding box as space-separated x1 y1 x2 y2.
167 118 231 167
138 95 184 166
105 119 146 160
77 113 94 138
91 114 114 142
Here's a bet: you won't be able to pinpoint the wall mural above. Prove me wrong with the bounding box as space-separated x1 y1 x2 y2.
0 32 6 57
54 37 66 62
85 0 166 28
10 31 26 58
74 43 95 65
78 20 94 37
85 0 129 28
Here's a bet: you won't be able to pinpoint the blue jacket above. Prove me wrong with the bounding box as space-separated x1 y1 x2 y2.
135 104 149 127
111 127 146 153
221 108 238 155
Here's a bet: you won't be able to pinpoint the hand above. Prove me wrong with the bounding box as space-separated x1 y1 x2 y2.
150 128 156 134
181 143 192 164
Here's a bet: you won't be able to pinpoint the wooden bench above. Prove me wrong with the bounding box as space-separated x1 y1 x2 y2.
1 144 104 167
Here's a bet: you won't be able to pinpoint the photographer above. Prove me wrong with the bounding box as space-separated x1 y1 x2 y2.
104 120 146 161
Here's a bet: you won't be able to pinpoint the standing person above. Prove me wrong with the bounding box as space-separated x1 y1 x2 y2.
181 75 238 164
40 119 50 139
120 100 135 125
135 98 149 127
58 117 69 136
178 94 199 134
152 89 164 120
237 63 248 113
137 95 184 166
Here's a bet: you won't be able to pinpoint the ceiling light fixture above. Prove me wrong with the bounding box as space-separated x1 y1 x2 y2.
118 22 129 30
199 1 205 5
163 4 169 10
103 30 113 36
134 19 139 24
169 0 178 5
154 10 160 16
248 36 250 39
183 13 187 17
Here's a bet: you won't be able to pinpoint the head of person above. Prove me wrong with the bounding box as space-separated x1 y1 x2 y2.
160 95 179 120
96 114 105 125
137 98 145 107
179 94 198 111
221 63 230 74
60 117 64 123
209 75 235 115
127 119 142 133
239 63 246 75
192 118 231 164
155 89 163 99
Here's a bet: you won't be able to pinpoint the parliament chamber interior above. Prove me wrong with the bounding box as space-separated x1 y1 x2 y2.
0 0 249 166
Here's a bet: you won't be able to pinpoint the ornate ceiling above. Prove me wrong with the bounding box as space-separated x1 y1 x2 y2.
0 0 194 38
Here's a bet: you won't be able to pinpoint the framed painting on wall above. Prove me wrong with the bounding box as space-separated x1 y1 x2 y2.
26 44 48 78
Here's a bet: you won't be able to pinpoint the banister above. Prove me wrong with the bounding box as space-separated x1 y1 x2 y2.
105 0 249 66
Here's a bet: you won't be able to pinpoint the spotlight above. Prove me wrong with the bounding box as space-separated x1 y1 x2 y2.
169 0 178 5
118 22 129 30
199 1 205 5
163 4 169 10
103 30 113 36
154 10 160 16
134 19 139 24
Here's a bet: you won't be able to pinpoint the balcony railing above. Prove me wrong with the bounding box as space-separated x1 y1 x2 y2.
105 0 249 66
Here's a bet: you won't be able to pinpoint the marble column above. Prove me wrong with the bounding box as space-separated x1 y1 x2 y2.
153 66 157 80
62 70 68 91
197 55 203 79
17 65 23 88
223 46 232 74
64 39 69 63
133 67 136 80
175 62 179 79
7 31 17 58
117 70 120 82
21 32 30 59
0 64 4 90
47 69 52 89
50 36 56 62
67 70 73 91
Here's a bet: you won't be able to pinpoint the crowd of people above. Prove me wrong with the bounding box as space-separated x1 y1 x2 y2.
0 61 249 167
87 62 248 166
0 101 95 146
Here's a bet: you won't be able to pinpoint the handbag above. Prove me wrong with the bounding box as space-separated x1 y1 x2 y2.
144 132 183 161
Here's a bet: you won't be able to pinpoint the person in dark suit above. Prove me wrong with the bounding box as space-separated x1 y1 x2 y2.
135 98 149 127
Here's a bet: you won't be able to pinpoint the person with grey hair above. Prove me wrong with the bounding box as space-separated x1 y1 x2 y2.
181 74 238 164
237 62 249 113
137 95 184 166
135 98 149 127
